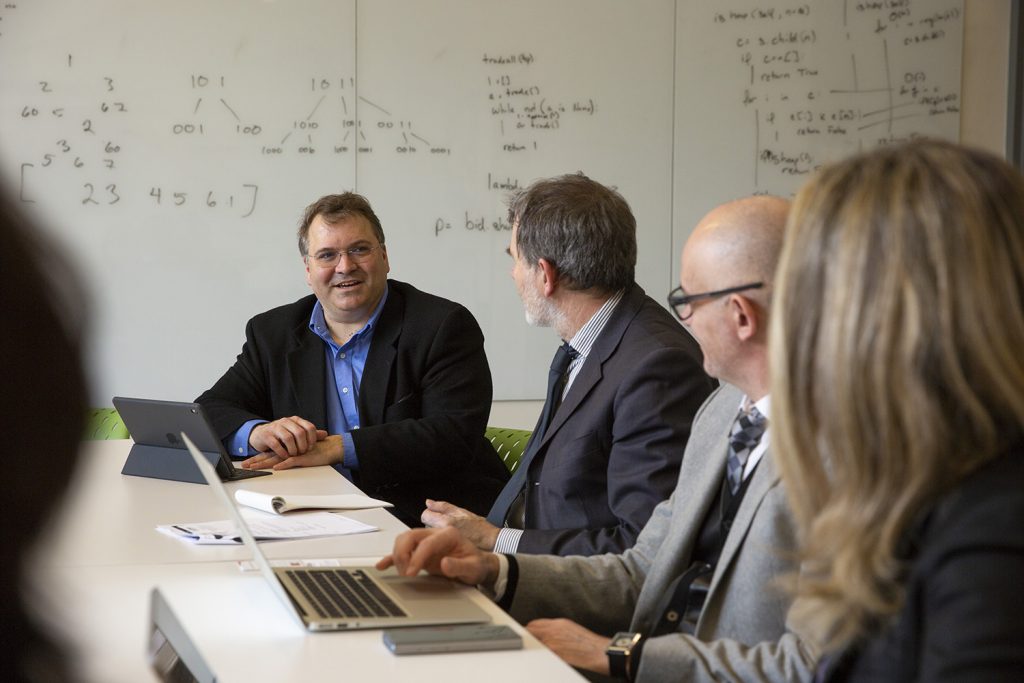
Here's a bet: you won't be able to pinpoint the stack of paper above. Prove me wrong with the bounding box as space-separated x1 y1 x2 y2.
157 510 378 545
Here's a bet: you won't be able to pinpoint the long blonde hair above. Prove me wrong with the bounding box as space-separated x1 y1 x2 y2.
770 139 1024 651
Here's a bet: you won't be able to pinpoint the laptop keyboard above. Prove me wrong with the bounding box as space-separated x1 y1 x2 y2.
285 568 407 620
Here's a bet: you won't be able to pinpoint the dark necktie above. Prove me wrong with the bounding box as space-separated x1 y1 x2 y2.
486 342 578 526
726 404 767 494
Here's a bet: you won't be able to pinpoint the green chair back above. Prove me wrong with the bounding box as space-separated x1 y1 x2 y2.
85 407 129 440
485 426 533 474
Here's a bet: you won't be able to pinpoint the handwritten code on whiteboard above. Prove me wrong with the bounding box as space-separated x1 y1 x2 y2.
0 0 961 401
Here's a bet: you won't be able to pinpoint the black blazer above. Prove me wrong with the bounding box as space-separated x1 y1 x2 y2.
196 279 509 526
820 444 1024 682
510 283 714 555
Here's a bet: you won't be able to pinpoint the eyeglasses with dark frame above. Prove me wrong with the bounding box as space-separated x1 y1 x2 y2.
307 244 382 269
667 282 764 322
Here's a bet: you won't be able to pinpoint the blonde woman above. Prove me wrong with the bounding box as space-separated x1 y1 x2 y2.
772 139 1024 680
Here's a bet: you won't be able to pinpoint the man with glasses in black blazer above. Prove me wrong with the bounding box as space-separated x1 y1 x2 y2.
196 192 509 526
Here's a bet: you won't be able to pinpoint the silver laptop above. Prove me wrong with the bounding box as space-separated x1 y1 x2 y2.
181 432 492 632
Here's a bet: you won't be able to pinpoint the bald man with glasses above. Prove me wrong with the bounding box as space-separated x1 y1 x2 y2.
668 282 764 323
196 192 509 527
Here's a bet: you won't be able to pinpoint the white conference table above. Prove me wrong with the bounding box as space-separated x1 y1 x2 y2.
46 440 408 567
35 440 585 683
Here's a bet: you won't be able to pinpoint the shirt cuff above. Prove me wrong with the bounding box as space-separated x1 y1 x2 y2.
493 527 524 554
485 553 510 601
228 419 267 457
341 431 358 469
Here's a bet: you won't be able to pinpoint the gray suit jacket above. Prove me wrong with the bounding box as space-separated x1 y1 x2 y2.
508 385 819 682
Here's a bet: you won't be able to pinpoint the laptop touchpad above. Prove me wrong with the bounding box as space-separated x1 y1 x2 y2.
386 577 463 600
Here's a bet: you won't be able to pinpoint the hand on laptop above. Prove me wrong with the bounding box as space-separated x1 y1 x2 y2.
242 433 341 470
377 527 500 590
249 416 327 458
421 499 500 550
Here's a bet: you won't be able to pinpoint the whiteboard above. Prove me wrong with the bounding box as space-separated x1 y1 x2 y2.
0 0 961 402
673 0 964 266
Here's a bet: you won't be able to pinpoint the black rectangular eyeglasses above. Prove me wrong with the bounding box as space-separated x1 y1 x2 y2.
667 282 764 321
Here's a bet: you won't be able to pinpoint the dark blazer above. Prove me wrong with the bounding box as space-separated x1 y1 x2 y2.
820 444 1024 682
509 283 714 555
196 279 509 526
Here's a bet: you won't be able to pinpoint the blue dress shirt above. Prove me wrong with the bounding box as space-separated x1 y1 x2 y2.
227 285 389 480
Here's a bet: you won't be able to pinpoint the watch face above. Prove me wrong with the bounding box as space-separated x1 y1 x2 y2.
611 632 638 648
607 633 638 679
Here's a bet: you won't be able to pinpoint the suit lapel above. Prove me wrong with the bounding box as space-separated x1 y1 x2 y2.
705 447 779 601
533 284 645 452
287 320 328 428
359 284 401 425
510 401 549 474
662 387 742 568
660 441 729 574
632 386 741 632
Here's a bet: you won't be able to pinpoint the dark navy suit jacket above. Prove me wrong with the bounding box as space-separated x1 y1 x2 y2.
510 283 714 555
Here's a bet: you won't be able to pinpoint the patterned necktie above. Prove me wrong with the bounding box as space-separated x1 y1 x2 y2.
485 341 577 526
726 404 767 494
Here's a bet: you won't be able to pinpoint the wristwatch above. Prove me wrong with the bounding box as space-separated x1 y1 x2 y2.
606 631 642 679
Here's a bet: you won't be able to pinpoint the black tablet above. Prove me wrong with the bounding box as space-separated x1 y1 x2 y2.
113 396 270 484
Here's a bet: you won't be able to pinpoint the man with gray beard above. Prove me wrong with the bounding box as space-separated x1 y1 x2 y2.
423 173 713 556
